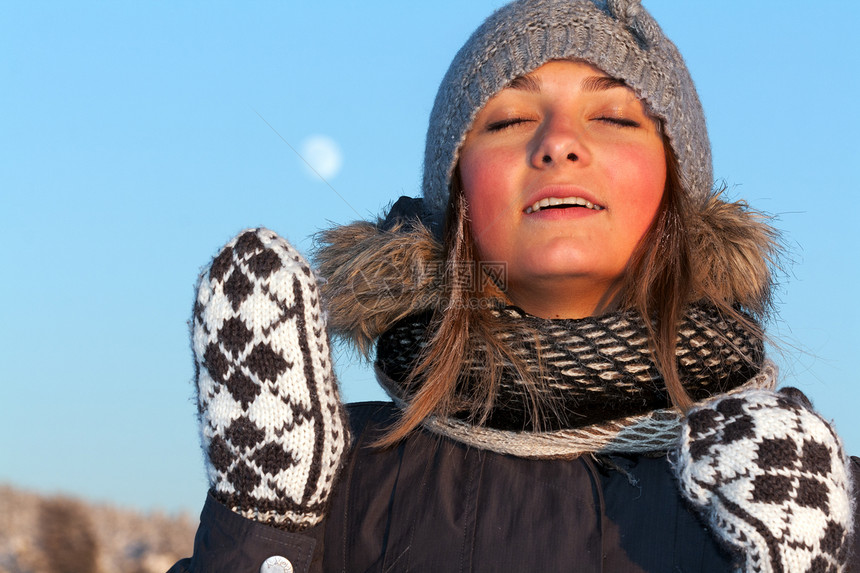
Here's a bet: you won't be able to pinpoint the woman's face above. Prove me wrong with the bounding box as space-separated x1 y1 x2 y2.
458 60 666 318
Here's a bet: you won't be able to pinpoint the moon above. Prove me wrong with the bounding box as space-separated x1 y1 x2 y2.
300 135 343 180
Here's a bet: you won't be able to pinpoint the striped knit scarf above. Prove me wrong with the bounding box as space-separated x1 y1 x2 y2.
375 303 776 458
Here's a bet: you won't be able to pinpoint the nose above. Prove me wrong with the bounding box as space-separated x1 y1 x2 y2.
529 115 588 169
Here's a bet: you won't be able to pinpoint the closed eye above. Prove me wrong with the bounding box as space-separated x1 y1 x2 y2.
486 118 533 132
595 116 641 128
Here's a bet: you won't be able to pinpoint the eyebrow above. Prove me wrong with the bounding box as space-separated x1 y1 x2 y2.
506 74 630 94
507 74 541 93
580 76 629 93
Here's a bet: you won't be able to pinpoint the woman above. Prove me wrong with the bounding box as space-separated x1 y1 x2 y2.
172 0 858 571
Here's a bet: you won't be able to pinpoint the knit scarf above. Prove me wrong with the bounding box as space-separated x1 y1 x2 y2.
375 304 777 458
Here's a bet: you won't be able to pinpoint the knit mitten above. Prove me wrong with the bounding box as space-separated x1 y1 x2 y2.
192 228 349 531
675 388 854 572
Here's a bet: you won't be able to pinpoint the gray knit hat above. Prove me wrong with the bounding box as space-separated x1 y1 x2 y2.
422 0 711 220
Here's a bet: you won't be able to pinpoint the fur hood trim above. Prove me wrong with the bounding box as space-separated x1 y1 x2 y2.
313 191 780 352
314 220 443 356
687 191 781 317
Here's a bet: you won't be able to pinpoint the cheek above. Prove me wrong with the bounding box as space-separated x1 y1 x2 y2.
463 188 503 262
610 144 666 235
459 149 516 256
460 148 509 204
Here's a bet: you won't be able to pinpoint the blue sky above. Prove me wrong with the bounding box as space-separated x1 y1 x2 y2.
1 1 858 515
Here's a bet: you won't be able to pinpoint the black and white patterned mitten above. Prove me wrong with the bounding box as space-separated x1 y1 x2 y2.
192 228 349 531
676 388 854 572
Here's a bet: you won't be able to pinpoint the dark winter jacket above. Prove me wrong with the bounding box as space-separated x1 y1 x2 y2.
171 401 860 572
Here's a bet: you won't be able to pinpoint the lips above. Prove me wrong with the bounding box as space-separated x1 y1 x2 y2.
524 196 605 214
523 184 606 215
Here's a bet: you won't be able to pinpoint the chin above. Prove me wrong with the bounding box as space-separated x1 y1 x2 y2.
510 256 624 293
516 251 605 279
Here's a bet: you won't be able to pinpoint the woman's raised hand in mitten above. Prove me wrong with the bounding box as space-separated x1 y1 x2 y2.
191 228 348 531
